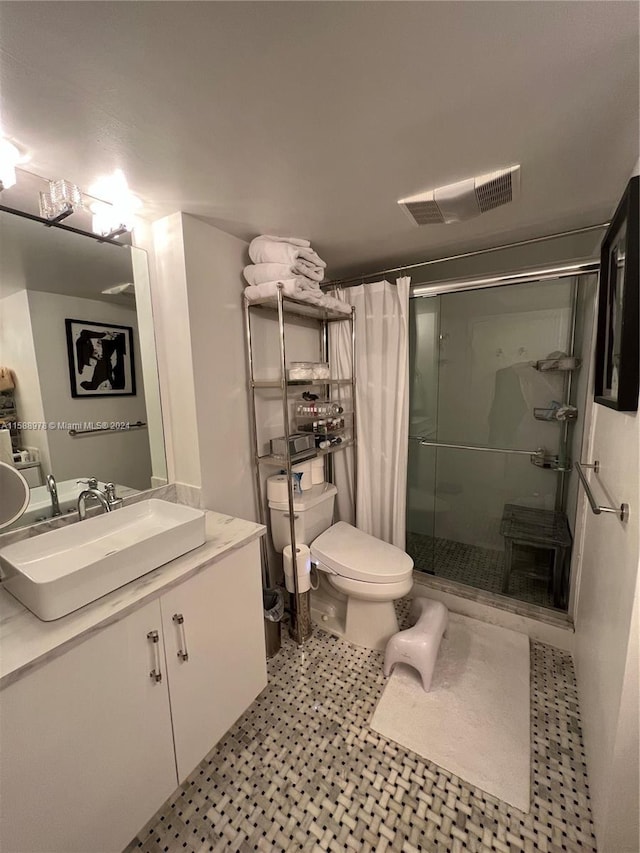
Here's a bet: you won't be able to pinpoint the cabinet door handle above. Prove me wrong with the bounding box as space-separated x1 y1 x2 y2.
147 630 162 682
172 613 190 662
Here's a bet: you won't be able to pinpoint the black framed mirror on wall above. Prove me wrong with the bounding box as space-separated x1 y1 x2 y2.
594 175 639 412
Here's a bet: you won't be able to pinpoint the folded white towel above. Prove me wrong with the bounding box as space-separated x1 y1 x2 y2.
249 236 326 268
319 294 352 315
243 281 324 304
243 283 351 315
292 258 325 282
297 278 321 293
243 263 321 288
243 266 322 292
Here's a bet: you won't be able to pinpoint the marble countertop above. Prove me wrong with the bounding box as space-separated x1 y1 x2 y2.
0 510 265 689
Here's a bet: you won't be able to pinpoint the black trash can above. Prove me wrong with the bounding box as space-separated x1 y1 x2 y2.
263 588 284 659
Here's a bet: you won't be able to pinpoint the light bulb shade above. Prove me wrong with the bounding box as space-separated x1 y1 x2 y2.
39 191 55 219
89 169 141 237
91 200 135 238
49 179 82 211
0 139 20 190
39 179 82 221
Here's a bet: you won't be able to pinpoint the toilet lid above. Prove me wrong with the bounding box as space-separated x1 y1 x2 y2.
311 521 414 583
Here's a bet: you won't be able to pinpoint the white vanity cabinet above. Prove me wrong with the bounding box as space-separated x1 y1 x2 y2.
0 538 267 853
0 598 177 853
161 540 267 781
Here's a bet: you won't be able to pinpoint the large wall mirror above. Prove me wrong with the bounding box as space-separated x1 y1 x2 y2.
0 210 167 530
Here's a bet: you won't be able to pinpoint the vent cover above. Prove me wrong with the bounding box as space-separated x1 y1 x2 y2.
398 165 520 225
101 282 136 299
475 169 514 212
405 200 445 225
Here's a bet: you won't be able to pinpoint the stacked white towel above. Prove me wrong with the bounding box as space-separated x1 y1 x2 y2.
244 235 326 287
243 234 349 314
249 235 326 272
243 263 324 286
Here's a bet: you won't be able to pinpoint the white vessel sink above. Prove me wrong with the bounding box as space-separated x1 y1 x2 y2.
0 500 206 620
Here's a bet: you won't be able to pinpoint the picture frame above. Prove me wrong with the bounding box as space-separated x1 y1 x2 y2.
65 318 136 398
594 175 639 412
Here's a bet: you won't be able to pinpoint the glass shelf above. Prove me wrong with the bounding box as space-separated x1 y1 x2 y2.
252 378 353 389
257 438 354 467
246 293 353 322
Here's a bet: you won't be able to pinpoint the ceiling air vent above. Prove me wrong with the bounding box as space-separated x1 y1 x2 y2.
101 282 136 299
398 165 520 225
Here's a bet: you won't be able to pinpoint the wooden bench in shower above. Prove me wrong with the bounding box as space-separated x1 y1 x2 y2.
500 503 572 609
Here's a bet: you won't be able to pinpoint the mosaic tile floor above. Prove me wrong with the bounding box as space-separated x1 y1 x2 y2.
406 532 561 610
126 602 596 853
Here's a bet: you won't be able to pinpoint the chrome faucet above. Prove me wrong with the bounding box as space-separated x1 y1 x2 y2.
46 474 61 517
76 478 122 521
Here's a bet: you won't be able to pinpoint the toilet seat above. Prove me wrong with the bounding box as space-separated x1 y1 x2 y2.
328 573 414 601
311 521 414 583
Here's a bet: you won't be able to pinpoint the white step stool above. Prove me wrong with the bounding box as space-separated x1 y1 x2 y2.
383 598 448 692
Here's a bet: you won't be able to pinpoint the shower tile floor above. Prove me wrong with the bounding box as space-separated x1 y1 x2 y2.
126 601 596 853
406 532 559 610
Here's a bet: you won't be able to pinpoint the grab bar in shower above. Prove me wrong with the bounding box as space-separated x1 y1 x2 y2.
574 461 629 522
409 436 546 458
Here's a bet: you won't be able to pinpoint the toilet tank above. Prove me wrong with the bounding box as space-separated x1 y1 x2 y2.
268 483 337 552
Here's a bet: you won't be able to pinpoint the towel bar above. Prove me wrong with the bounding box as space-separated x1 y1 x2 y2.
68 420 147 437
575 461 629 522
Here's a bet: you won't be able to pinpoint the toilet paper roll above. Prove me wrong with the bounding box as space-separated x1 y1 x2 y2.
283 544 311 594
266 474 290 503
311 457 325 485
292 460 312 491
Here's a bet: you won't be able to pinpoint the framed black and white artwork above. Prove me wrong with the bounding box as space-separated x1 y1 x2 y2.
65 319 136 398
594 175 639 412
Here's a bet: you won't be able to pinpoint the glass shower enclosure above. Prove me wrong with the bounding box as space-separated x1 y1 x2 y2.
406 275 597 612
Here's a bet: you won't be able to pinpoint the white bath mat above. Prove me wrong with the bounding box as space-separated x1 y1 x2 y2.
370 613 531 812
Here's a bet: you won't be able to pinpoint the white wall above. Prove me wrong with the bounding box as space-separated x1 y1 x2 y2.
574 400 639 852
150 213 201 489
27 290 152 490
0 290 52 474
150 212 319 550
412 229 603 287
180 214 255 520
573 163 639 853
131 245 167 487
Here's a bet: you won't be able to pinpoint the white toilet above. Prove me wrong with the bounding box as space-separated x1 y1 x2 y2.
269 482 414 650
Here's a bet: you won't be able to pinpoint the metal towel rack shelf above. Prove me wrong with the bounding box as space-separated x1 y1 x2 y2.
68 420 147 437
575 461 629 522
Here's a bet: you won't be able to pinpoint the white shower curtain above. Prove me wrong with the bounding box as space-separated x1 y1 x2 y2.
330 277 410 547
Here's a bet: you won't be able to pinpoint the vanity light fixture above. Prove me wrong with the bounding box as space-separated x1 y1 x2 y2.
89 169 141 239
39 179 83 223
0 137 21 191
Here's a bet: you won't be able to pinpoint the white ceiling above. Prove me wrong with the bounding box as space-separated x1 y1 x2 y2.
1 2 638 278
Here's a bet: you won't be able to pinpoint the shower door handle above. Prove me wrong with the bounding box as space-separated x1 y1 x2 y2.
410 437 546 458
